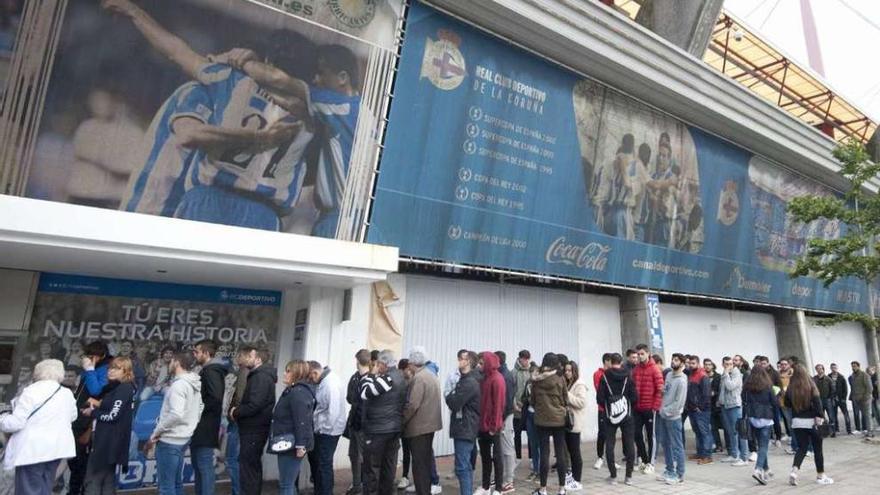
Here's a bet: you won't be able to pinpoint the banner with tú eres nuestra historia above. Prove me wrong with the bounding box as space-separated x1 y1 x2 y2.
8 273 280 491
367 1 866 314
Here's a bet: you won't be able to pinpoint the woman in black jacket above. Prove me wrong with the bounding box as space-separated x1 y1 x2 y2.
273 360 316 495
743 367 778 486
785 365 833 486
82 356 137 495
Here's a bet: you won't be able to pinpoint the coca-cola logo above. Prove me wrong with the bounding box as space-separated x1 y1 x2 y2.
545 237 611 272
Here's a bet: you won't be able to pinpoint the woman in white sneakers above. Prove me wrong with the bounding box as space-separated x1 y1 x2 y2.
784 365 833 486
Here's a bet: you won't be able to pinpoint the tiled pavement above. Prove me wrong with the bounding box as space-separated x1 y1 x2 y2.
141 432 879 494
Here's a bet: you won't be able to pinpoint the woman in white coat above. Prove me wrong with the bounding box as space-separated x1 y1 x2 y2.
564 361 588 492
0 359 77 495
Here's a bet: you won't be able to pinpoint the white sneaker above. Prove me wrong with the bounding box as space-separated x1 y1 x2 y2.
431 485 443 495
806 451 813 458
720 456 738 463
752 470 767 485
781 435 790 442
789 468 799 486
406 485 416 493
636 462 646 473
749 452 758 462
399 478 411 490
565 472 574 484
642 464 655 474
472 489 490 495
731 459 748 467
564 480 582 491
816 474 834 485
593 458 604 470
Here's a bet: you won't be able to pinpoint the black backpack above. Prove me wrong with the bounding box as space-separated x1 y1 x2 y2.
604 376 630 425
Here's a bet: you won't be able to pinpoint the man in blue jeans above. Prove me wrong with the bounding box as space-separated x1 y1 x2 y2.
718 357 749 466
656 353 687 484
446 350 481 495
191 340 230 495
685 355 713 464
309 361 348 495
145 352 204 495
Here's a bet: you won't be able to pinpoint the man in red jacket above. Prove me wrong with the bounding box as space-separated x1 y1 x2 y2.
632 344 664 474
592 353 612 470
476 351 507 495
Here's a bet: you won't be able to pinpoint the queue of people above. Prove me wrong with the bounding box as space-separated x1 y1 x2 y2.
1 339 877 495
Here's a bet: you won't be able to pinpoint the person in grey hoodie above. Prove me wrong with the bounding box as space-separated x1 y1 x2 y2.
308 361 347 495
145 352 204 495
655 353 687 485
718 356 749 466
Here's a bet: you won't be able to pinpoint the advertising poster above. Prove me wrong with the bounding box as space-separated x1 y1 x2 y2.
22 0 402 238
7 273 281 490
368 1 866 314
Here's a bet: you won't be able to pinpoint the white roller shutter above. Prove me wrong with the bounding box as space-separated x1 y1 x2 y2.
402 275 579 455
807 318 868 371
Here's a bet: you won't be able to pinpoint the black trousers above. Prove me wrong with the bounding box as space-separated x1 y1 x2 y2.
832 398 852 433
792 428 824 472
633 410 656 464
364 432 400 495
597 411 608 458
401 437 412 478
564 432 583 482
67 440 89 495
408 433 434 495
513 417 527 459
853 400 863 431
239 430 269 495
537 426 566 488
605 418 635 480
478 432 503 490
711 409 726 451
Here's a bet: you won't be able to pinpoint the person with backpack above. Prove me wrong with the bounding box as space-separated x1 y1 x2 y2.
596 353 638 486
530 353 569 495
655 353 687 485
743 367 779 485
785 365 833 486
270 360 316 495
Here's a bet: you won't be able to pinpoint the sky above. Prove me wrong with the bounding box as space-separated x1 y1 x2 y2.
724 0 880 124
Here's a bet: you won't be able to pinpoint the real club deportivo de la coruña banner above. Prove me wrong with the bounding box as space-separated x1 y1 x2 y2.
367 1 866 314
7 273 280 490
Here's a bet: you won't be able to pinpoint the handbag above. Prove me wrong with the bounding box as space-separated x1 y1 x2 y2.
735 417 751 438
266 433 297 454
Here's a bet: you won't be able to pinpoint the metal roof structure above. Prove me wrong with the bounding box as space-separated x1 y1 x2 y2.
615 1 877 144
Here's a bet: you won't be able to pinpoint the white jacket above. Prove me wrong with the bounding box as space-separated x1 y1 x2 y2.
566 379 589 434
152 372 203 445
1 380 77 470
313 368 347 436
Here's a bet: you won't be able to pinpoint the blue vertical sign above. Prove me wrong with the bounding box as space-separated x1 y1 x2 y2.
645 293 664 354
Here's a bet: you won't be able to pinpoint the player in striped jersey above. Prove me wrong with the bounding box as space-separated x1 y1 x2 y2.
103 0 317 231
211 44 362 238
120 82 212 216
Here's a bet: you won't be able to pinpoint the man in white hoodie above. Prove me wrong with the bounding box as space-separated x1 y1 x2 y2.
145 351 204 495
308 360 348 495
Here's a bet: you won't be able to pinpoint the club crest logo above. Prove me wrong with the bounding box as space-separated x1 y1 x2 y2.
420 29 466 91
327 0 377 29
717 180 739 226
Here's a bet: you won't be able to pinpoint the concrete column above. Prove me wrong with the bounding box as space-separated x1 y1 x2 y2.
619 291 652 352
774 309 812 369
634 0 725 58
865 323 880 367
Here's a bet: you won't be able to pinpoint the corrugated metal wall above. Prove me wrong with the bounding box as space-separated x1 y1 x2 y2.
402 275 580 456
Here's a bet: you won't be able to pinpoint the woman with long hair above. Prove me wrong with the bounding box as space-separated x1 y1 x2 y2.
784 365 833 485
563 361 587 491
82 356 137 494
530 353 568 495
272 360 316 495
743 367 778 485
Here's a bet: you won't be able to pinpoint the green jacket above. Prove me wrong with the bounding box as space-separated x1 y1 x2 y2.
849 370 872 402
513 361 531 418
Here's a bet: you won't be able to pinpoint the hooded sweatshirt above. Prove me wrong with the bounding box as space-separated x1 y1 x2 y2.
531 368 568 427
596 367 638 418
153 372 204 445
479 352 506 433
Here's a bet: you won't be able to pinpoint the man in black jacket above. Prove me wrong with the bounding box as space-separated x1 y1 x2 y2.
360 350 407 495
447 350 480 495
69 341 112 495
230 346 277 495
829 363 852 434
346 349 372 495
597 353 639 485
191 340 229 495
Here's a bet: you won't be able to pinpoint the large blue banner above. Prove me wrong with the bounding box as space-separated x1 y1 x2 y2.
368 2 866 314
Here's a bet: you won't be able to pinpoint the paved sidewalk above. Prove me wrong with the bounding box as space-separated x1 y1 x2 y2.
149 432 878 494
